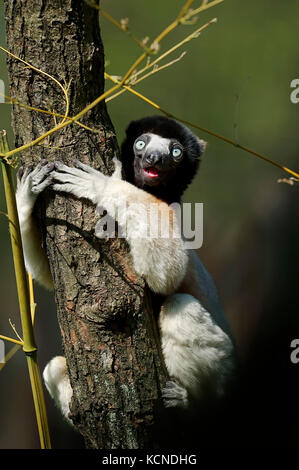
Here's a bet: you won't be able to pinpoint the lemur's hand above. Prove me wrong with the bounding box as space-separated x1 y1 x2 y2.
17 160 54 198
52 158 122 204
16 160 54 221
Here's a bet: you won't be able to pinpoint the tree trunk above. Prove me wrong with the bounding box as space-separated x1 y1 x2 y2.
4 0 167 448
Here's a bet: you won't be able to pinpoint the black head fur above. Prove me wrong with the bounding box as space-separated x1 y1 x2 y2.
121 116 206 204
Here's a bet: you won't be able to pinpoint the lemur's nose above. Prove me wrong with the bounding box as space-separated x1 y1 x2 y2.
145 153 162 166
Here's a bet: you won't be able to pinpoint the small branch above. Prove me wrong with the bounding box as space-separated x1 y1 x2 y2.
1 89 98 134
0 45 70 127
106 52 187 103
132 52 187 84
0 334 23 345
184 0 225 22
132 18 217 82
0 83 121 160
119 0 216 85
100 9 152 53
9 318 23 343
0 275 35 369
178 0 196 20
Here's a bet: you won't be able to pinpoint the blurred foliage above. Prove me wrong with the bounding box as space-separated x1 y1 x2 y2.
0 0 298 449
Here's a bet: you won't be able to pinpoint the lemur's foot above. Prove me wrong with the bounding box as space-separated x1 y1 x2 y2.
162 380 188 409
43 356 73 425
17 160 54 196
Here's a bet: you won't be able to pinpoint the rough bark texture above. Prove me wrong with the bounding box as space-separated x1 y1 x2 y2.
4 0 167 448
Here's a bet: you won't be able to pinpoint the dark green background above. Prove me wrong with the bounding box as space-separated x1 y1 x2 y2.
0 0 298 449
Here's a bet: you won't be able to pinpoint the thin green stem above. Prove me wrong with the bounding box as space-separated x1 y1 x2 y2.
0 131 51 449
27 353 52 449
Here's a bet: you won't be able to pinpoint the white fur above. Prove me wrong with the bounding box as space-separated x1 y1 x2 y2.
43 356 73 423
17 157 235 418
52 160 188 295
145 133 172 155
160 294 234 405
16 162 53 290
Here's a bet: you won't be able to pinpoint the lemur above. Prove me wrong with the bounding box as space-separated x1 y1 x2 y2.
16 116 235 422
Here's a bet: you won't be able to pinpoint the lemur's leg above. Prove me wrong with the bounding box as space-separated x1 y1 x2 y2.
16 163 71 417
43 356 73 424
52 159 188 295
16 160 54 289
159 293 234 408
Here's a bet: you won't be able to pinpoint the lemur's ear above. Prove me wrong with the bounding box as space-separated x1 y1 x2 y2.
197 138 207 157
187 136 207 161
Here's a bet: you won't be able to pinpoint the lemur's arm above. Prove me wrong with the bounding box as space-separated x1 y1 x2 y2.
16 161 54 290
52 159 188 295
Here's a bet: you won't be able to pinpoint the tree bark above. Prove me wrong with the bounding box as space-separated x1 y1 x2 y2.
4 0 167 448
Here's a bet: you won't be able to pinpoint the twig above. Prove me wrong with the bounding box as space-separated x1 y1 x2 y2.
119 0 215 86
100 9 152 53
0 334 23 346
85 0 148 51
107 18 217 104
184 0 225 23
178 0 196 20
106 52 186 103
0 83 121 160
1 91 98 133
9 318 23 343
0 45 70 127
0 275 37 370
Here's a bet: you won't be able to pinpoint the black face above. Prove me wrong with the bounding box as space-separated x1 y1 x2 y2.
133 133 184 188
121 116 205 203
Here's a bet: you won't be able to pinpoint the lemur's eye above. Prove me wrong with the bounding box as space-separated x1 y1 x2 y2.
135 140 146 150
172 147 182 159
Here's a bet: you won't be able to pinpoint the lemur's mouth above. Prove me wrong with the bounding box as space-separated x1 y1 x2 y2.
143 168 159 178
